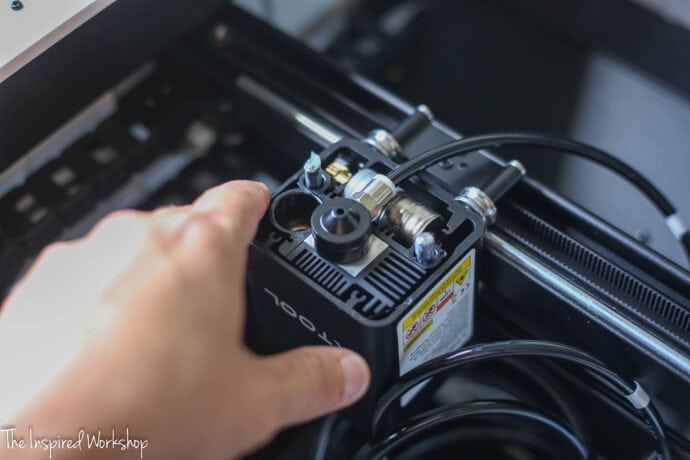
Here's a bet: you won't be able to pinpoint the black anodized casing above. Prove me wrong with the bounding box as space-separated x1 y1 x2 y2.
246 137 484 433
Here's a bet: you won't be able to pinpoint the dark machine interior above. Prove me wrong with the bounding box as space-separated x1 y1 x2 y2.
1 1 689 459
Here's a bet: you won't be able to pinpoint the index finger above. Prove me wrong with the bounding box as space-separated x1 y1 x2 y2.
192 180 271 246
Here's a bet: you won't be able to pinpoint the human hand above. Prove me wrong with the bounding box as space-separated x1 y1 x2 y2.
0 180 370 459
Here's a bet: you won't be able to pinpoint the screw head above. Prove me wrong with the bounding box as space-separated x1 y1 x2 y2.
634 228 651 244
212 23 229 42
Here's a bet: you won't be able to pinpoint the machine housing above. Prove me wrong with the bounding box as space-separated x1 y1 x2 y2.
246 137 484 431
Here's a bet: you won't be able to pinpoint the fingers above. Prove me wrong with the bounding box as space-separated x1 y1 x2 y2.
191 180 270 247
255 347 370 429
89 181 269 264
87 181 269 253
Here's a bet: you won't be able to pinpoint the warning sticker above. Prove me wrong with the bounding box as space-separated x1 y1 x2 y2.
397 249 475 376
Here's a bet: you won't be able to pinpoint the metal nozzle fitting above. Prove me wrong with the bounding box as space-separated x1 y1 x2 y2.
352 174 397 219
385 195 444 245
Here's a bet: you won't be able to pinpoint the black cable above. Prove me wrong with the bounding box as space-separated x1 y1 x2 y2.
313 414 338 460
372 340 671 460
394 425 568 460
682 231 690 263
387 133 673 215
502 359 591 445
356 400 590 460
314 361 590 460
386 132 690 264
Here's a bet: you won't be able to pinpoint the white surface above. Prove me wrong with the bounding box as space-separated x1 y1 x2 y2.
0 0 115 83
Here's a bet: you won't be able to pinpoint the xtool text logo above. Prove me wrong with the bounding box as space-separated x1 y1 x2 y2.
263 288 342 347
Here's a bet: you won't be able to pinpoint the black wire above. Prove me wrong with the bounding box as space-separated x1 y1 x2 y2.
394 425 568 460
642 404 672 460
313 414 338 460
313 360 591 460
374 340 620 429
683 233 690 264
502 359 591 445
386 132 675 216
388 132 690 266
372 340 671 460
356 400 591 460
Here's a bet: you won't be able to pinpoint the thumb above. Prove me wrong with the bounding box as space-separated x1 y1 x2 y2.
256 346 370 428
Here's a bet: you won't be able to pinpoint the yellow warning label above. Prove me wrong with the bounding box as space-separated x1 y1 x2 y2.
402 254 472 331
403 321 432 351
397 249 475 377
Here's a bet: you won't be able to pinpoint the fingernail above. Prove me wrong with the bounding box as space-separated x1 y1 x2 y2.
250 181 270 201
340 354 370 403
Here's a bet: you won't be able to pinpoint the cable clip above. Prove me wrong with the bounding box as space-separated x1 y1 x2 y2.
665 213 688 241
626 381 651 410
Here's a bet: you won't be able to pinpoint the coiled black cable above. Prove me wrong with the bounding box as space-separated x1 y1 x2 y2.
385 132 690 263
313 360 591 460
502 358 590 444
356 400 590 460
372 340 671 460
393 424 574 459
